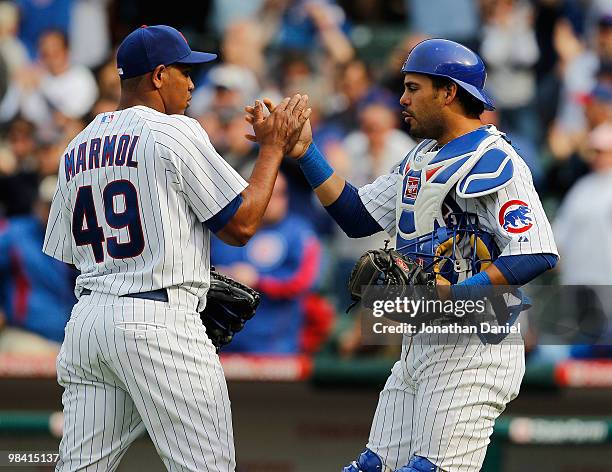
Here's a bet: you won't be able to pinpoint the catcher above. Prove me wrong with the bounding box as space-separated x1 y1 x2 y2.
246 39 558 472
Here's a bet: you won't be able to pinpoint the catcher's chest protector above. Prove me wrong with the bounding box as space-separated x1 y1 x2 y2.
395 126 513 251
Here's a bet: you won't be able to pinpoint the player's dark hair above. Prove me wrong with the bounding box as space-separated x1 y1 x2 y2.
430 76 485 118
120 74 144 92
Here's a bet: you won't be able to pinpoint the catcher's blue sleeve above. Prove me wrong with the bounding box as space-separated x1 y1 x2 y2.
452 253 557 299
325 182 383 238
493 253 557 285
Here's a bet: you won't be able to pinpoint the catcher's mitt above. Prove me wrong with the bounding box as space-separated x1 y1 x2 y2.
347 241 435 309
200 269 260 351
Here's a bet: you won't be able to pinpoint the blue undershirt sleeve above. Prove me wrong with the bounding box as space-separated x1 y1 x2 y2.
451 253 557 299
204 194 243 233
325 182 384 238
493 253 558 286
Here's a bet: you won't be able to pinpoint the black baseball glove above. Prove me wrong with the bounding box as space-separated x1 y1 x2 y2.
347 242 435 310
200 269 260 351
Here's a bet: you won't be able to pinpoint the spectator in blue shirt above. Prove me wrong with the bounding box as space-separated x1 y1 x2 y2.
0 175 76 353
211 172 326 353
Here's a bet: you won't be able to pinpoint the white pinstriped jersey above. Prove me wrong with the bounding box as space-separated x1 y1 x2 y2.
358 127 542 472
358 131 558 259
43 105 247 309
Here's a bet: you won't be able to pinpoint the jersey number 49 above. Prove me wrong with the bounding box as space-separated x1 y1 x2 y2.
72 180 145 262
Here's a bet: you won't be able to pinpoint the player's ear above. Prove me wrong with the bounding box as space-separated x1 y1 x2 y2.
151 64 166 89
444 82 458 106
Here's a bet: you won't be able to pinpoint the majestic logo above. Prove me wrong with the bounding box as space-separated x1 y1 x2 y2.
414 152 426 163
499 200 533 233
405 176 419 200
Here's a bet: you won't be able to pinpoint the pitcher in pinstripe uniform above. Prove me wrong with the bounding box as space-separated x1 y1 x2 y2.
42 25 311 472
252 39 558 471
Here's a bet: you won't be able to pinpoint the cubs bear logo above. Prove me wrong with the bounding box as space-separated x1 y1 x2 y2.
499 199 533 233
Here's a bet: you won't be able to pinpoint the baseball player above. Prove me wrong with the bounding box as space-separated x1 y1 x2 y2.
249 39 558 471
43 25 310 471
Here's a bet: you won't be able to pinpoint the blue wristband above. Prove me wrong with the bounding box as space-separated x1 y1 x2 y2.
297 143 334 189
451 270 492 300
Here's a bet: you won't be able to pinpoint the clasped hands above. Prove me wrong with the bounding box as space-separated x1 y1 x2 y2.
244 95 313 158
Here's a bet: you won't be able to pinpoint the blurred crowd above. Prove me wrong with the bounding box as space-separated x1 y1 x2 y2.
0 0 611 361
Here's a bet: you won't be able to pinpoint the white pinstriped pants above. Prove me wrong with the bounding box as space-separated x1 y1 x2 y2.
366 332 524 472
55 290 235 472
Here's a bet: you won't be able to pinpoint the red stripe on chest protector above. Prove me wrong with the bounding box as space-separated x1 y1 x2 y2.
425 165 443 181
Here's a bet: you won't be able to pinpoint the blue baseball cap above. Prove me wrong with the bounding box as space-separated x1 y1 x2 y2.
117 25 217 80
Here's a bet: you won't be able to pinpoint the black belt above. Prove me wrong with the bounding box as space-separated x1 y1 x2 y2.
80 288 169 302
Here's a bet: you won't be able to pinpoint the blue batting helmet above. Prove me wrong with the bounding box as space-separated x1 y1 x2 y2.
401 38 495 111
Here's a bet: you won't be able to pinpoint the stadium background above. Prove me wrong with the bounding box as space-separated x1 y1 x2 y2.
1 0 612 470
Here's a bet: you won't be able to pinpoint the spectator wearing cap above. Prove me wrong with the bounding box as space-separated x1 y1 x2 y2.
582 82 612 129
0 175 77 354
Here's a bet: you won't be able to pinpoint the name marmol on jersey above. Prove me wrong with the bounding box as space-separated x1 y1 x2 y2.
64 134 140 182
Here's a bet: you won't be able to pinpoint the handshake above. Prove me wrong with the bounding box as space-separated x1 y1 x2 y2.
243 94 313 159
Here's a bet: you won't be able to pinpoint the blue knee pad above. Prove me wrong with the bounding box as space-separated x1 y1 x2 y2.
342 449 384 472
395 455 438 472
